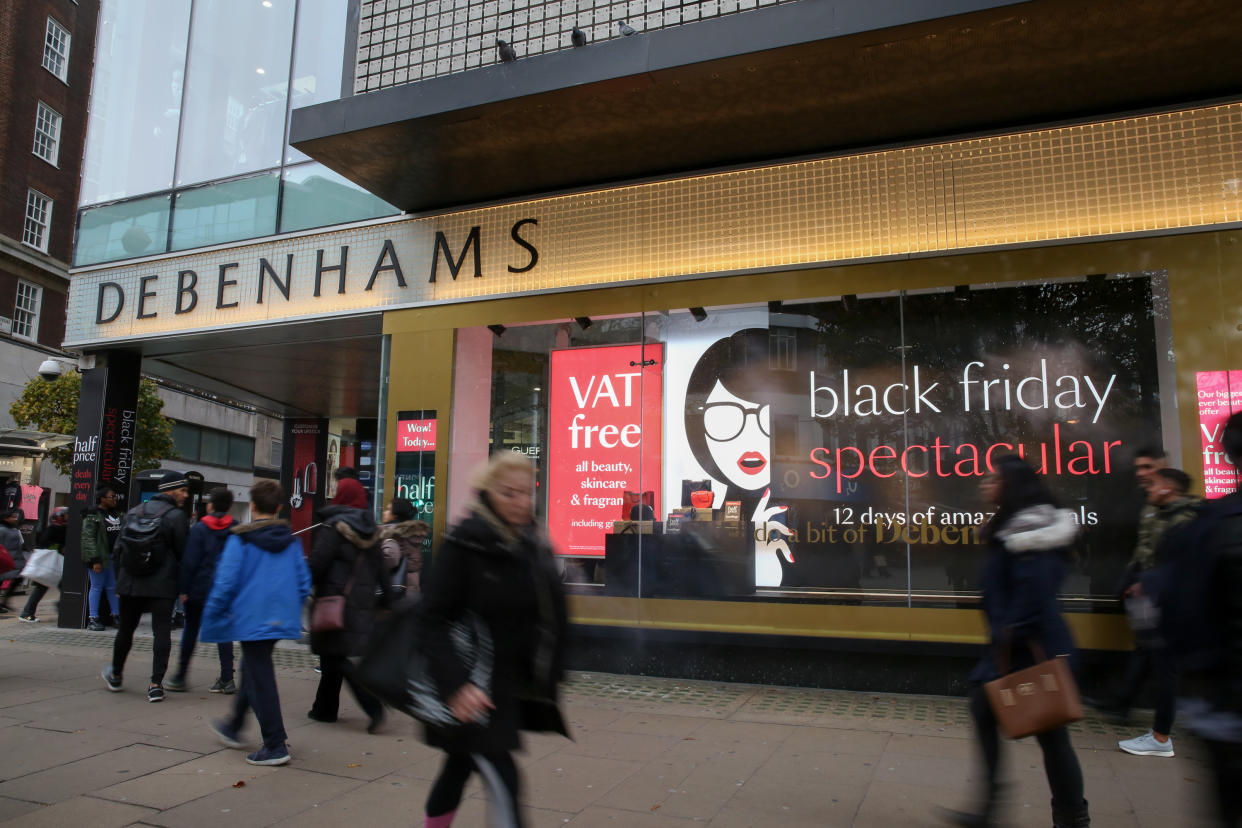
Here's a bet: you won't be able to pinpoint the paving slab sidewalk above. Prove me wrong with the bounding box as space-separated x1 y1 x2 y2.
0 617 1219 826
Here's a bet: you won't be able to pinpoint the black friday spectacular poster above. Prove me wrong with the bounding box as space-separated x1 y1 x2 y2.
663 274 1169 596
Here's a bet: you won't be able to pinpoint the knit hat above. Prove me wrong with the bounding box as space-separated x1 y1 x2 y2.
157 470 190 491
333 476 368 509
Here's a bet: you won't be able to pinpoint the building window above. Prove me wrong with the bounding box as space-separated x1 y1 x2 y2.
269 438 282 468
22 190 52 252
12 281 42 341
42 17 71 81
32 102 62 165
171 421 256 471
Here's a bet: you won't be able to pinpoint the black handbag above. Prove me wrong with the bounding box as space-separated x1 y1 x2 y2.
352 604 493 727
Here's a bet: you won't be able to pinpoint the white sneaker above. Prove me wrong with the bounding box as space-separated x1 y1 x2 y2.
1119 731 1174 757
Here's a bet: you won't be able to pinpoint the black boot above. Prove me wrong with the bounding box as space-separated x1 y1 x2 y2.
1052 798 1089 828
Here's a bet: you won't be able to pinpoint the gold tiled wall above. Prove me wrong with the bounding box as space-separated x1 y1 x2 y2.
355 0 795 91
67 103 1242 346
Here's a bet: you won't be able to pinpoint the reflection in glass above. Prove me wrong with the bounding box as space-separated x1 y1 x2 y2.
176 0 295 186
170 174 279 251
75 195 172 266
280 163 398 233
286 0 350 163
79 0 191 204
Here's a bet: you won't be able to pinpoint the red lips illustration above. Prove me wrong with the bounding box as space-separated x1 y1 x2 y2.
737 452 767 475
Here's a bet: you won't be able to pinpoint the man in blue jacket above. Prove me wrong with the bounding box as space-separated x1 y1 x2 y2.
166 487 237 694
201 479 311 766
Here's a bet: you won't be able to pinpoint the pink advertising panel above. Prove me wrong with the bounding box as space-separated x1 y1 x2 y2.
547 344 663 557
1196 370 1242 498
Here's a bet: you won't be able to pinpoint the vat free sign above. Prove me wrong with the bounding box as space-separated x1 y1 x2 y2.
547 344 662 556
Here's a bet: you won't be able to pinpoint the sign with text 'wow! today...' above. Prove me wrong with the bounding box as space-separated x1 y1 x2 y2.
548 344 663 556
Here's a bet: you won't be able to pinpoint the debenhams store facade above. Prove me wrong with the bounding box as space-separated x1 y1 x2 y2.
62 5 1242 690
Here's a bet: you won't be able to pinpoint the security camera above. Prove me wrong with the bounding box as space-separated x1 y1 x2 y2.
37 359 64 381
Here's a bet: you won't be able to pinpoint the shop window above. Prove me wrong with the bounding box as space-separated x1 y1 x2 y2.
457 274 1174 607
42 17 71 81
32 102 62 166
12 281 42 341
22 190 52 252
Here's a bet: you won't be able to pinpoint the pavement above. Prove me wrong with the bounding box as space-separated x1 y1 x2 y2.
0 610 1222 827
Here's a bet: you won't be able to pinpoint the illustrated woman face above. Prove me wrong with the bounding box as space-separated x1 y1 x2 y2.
703 381 771 491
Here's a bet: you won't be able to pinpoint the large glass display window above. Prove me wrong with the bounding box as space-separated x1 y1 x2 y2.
452 271 1177 609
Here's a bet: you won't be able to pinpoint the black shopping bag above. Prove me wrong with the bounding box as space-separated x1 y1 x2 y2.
352 604 493 727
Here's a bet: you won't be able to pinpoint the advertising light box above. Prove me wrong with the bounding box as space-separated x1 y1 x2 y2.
547 344 663 557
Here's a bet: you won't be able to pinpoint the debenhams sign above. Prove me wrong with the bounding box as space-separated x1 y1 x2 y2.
65 209 545 346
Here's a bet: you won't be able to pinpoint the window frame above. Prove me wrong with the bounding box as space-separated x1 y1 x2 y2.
32 101 62 166
42 17 71 82
12 281 42 342
22 189 52 253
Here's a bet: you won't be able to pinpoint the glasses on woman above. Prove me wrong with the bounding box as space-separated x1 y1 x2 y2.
703 402 770 441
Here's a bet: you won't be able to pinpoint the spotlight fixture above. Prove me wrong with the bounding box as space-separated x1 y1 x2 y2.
768 300 783 313
841 294 858 313
954 284 970 301
571 27 587 47
574 316 593 329
689 307 708 322
497 39 517 62
488 324 506 337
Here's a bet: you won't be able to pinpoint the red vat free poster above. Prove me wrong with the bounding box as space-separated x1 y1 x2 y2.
1196 370 1242 498
547 344 663 557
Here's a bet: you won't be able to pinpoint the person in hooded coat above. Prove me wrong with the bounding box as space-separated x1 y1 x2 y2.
167 487 237 694
307 475 387 732
942 455 1090 828
201 479 310 767
419 452 569 828
380 496 429 596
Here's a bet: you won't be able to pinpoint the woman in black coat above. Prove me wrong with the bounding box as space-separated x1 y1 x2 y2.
944 455 1090 828
420 452 568 828
307 477 386 732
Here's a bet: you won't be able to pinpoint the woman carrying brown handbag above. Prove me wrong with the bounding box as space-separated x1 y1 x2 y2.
942 454 1090 828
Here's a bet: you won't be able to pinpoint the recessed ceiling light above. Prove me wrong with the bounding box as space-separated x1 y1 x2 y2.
255 67 266 74
261 1 272 7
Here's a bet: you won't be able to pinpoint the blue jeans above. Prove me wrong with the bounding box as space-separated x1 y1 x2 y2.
176 599 235 682
228 640 286 750
88 566 118 619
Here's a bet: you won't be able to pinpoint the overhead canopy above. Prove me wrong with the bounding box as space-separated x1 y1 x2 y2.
290 0 1242 214
0 429 75 455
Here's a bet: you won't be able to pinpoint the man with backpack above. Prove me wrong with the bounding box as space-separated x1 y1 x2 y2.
102 472 190 703
166 487 236 694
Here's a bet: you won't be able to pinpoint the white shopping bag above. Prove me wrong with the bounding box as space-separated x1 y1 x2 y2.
21 548 62 589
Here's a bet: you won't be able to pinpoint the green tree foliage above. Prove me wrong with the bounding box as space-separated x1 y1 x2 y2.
9 373 176 476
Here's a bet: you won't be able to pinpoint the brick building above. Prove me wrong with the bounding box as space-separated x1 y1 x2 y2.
0 0 98 489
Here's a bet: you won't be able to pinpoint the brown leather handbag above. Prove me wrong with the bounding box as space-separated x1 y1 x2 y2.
983 638 1083 739
310 557 360 634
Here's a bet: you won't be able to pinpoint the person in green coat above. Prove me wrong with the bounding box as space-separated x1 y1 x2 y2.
81 486 121 631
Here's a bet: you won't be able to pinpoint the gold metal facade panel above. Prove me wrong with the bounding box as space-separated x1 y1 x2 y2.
68 103 1242 346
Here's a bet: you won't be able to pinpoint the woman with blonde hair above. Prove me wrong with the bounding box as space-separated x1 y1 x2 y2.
419 452 569 828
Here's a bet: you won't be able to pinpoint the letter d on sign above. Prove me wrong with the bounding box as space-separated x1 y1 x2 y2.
96 282 125 324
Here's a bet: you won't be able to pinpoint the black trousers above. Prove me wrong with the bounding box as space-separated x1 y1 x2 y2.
1205 738 1242 827
21 581 52 617
969 686 1085 811
427 751 523 827
310 653 383 721
227 640 286 750
174 599 235 681
1115 641 1177 734
112 595 174 685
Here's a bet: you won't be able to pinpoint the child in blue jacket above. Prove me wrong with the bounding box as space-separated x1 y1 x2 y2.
201 480 311 766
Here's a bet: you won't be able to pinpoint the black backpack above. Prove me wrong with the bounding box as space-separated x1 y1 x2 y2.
118 500 175 577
